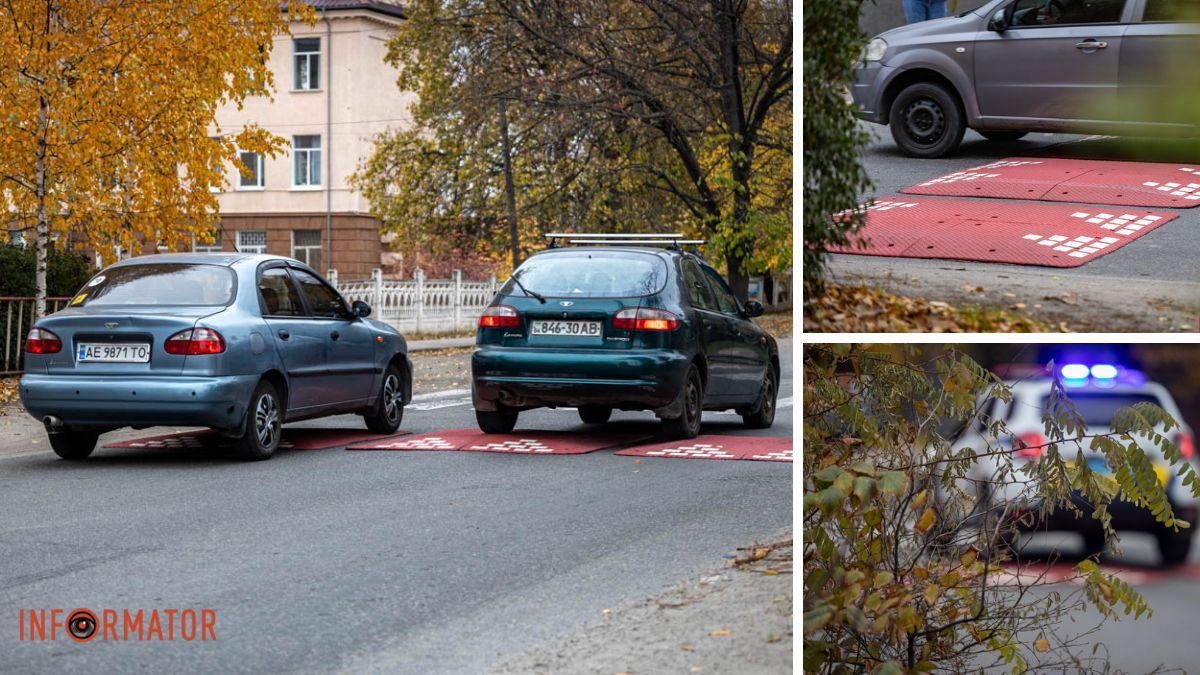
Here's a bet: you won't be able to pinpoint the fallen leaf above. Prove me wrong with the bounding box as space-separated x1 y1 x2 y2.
680 643 695 652
709 629 732 637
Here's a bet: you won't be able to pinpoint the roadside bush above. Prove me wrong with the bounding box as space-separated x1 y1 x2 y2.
0 244 93 297
803 345 1196 672
802 0 873 301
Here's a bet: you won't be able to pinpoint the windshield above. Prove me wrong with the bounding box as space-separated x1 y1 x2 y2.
1038 393 1161 427
504 251 668 298
74 263 236 307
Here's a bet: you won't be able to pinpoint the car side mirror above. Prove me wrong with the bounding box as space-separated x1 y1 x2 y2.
351 300 372 318
743 300 765 318
988 8 1008 32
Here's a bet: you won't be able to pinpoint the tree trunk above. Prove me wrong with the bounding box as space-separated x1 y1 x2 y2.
34 96 49 319
712 0 753 302
499 99 520 270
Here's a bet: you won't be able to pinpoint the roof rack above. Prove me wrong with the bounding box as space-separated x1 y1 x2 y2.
545 233 706 251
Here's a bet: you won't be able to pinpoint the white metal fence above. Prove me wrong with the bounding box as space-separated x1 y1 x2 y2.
330 268 498 334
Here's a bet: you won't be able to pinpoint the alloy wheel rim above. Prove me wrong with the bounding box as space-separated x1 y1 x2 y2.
904 98 945 145
763 377 775 420
383 374 401 423
255 393 279 448
686 378 700 431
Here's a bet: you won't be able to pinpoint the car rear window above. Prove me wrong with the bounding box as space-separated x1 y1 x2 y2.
74 264 236 307
1038 393 1162 426
505 251 668 298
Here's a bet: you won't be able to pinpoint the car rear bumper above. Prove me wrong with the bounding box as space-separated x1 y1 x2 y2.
1016 492 1196 536
19 373 260 429
471 347 691 411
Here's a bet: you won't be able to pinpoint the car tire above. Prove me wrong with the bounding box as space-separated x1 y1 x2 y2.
477 408 518 434
1081 531 1107 558
662 366 703 440
979 130 1028 143
741 368 778 429
1157 530 1192 567
48 431 99 461
889 81 966 159
364 364 405 434
578 406 612 425
231 380 282 461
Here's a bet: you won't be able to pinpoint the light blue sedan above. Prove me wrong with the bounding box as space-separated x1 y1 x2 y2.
20 253 411 461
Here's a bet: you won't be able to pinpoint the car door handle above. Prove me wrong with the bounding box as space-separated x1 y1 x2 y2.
330 330 340 341
1075 40 1107 50
278 329 290 341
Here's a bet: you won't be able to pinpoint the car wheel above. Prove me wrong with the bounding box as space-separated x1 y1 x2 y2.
889 81 966 159
979 130 1028 143
364 364 405 434
48 431 99 461
662 366 703 440
578 406 612 425
741 368 778 430
232 380 282 461
1081 531 1107 558
477 408 518 434
1157 530 1192 567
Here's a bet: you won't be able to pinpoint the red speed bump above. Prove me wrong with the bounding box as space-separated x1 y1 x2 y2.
828 196 1176 267
615 435 792 462
104 428 408 451
902 157 1200 208
347 429 650 455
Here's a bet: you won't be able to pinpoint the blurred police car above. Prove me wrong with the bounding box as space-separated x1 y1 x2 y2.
954 362 1196 567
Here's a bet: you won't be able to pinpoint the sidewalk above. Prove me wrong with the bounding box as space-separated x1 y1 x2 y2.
491 538 793 674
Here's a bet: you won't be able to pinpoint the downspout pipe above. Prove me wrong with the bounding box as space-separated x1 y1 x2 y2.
324 7 333 274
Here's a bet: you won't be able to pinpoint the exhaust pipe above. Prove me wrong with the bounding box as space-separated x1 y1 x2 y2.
43 416 64 431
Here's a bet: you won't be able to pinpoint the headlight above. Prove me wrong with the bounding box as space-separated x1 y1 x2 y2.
862 37 888 62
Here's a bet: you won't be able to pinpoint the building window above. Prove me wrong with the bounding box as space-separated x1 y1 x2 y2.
237 151 264 189
236 230 267 254
292 230 322 270
209 136 223 192
193 229 223 253
293 37 320 91
292 135 321 188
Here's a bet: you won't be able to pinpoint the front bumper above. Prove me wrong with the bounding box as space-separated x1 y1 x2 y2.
471 347 691 412
20 373 261 429
851 61 894 124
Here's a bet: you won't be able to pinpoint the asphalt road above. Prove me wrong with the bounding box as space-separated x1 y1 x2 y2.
0 341 793 674
824 126 1200 330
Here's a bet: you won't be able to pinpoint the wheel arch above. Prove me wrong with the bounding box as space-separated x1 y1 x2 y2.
259 369 289 416
882 68 968 126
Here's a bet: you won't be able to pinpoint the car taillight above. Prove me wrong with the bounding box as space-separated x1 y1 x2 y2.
1177 432 1195 459
165 328 225 355
613 308 679 331
25 327 62 354
479 305 520 328
1016 432 1046 459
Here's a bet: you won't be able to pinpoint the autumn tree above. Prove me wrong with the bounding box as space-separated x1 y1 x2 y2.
0 0 313 317
805 345 1197 672
354 0 791 295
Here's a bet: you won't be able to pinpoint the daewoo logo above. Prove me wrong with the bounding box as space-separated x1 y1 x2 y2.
559 301 574 307
105 322 119 329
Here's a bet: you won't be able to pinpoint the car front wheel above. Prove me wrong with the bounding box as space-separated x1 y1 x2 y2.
889 81 966 159
364 365 405 434
232 381 282 461
578 406 612 425
741 368 778 429
477 408 518 434
48 430 99 461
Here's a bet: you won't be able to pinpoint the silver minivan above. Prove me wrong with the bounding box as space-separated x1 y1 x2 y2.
853 0 1200 157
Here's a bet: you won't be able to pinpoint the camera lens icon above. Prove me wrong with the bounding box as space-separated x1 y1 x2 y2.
67 609 97 642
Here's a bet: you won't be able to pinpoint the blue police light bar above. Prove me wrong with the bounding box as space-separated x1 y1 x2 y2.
1060 364 1090 380
1090 364 1118 379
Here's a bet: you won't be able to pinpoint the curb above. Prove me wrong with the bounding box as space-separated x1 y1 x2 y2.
408 337 474 353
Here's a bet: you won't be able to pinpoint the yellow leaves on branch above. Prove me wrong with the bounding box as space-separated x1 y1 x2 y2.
0 1 315 262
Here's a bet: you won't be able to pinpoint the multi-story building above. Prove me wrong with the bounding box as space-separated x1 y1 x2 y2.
202 0 411 279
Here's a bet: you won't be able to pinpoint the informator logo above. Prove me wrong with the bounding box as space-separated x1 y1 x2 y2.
18 607 217 642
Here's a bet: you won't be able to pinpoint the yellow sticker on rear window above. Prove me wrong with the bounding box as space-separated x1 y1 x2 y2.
71 293 86 306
